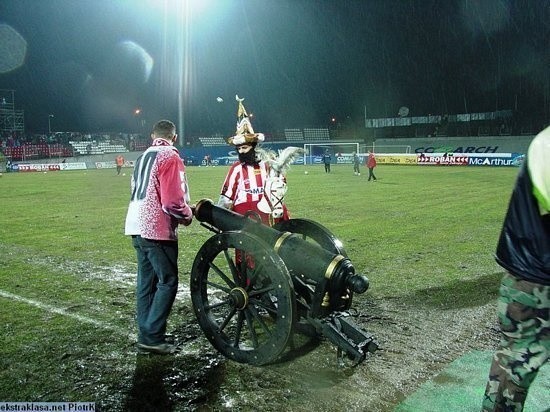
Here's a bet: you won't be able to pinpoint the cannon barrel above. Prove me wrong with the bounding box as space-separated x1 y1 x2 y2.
194 199 369 315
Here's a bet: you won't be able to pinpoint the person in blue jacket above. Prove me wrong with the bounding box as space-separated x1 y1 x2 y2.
322 149 331 173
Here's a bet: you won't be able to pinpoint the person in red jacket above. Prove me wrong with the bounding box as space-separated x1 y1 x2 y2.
115 154 125 175
124 119 193 354
366 150 377 181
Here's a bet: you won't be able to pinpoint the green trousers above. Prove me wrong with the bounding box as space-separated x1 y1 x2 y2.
482 272 549 411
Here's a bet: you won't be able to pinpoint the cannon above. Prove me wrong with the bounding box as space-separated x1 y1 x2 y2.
190 199 378 366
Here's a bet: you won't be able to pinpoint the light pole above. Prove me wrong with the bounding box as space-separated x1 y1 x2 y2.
134 109 141 133
48 114 54 134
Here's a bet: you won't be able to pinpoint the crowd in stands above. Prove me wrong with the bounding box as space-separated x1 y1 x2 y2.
0 131 149 161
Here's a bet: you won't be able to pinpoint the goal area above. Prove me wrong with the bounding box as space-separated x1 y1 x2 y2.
360 144 412 154
303 142 360 165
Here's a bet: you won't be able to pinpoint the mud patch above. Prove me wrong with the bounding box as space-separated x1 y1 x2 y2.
128 296 501 411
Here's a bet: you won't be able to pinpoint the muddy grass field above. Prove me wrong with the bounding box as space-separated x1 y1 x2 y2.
0 243 503 412
0 166 514 410
118 285 501 411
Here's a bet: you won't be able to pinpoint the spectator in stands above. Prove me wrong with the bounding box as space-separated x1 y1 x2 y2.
481 126 550 412
124 119 193 355
366 151 377 181
353 151 361 176
323 149 331 173
115 154 125 175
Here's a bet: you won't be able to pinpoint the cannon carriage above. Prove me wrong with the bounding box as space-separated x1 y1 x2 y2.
190 199 378 366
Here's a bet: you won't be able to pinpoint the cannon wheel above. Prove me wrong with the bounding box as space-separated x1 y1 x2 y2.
273 218 348 257
190 231 296 365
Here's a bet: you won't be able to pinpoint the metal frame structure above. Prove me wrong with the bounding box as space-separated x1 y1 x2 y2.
0 90 24 134
303 142 360 165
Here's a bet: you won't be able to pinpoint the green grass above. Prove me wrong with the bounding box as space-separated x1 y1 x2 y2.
0 164 518 405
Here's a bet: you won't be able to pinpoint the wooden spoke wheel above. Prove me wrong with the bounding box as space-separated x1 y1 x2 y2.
190 231 296 365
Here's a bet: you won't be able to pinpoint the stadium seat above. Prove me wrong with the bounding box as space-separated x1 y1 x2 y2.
303 128 330 141
284 129 304 141
198 136 226 147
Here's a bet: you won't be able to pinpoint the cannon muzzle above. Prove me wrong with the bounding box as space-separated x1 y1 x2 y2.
330 259 370 294
348 274 370 294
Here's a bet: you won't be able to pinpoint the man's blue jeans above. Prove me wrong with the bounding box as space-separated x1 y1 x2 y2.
132 236 179 345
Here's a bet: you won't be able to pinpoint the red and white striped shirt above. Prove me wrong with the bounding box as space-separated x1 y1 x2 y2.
220 160 268 207
219 160 289 224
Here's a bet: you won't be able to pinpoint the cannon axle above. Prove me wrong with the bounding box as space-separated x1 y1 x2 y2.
229 287 248 310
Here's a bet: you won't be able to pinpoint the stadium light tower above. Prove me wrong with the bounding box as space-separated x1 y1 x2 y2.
134 108 143 132
135 0 216 146
48 114 54 134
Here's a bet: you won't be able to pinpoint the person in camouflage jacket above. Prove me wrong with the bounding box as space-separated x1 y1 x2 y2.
482 126 550 411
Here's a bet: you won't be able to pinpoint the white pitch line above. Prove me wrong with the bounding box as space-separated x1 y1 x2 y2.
0 289 134 338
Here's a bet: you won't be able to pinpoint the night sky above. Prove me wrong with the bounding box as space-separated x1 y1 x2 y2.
0 0 548 136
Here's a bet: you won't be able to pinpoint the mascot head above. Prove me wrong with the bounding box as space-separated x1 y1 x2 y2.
257 147 304 219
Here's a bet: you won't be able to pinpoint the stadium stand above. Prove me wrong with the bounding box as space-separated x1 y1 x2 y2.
132 140 149 151
0 108 544 165
456 123 472 136
303 128 330 141
198 136 227 147
362 109 540 140
69 141 128 155
284 129 304 142
3 143 72 160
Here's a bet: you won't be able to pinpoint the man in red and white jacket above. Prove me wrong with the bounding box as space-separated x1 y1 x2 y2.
125 119 193 354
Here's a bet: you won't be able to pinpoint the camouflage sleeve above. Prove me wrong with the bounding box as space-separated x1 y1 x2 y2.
527 126 550 214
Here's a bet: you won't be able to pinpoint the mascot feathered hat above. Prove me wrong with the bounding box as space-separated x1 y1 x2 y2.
227 95 265 146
